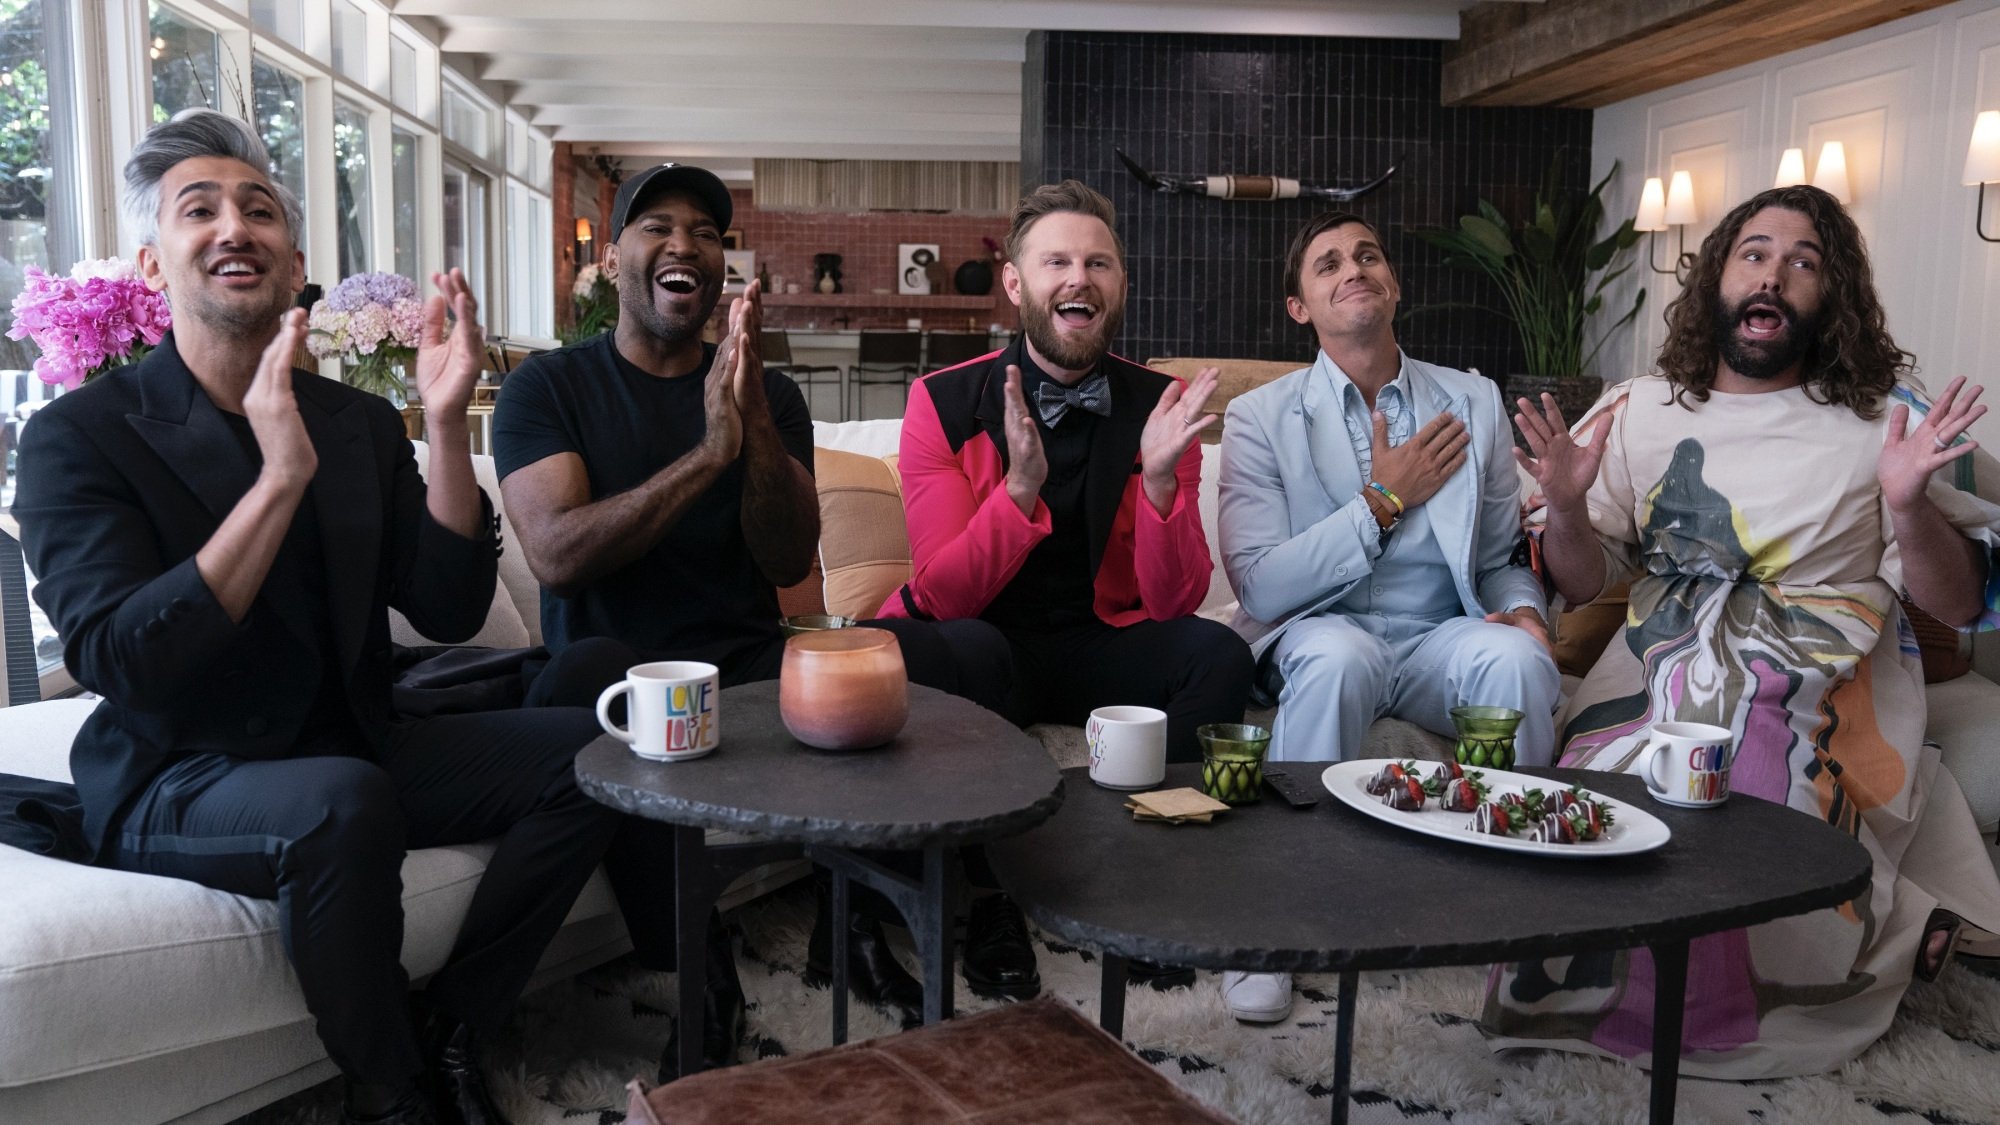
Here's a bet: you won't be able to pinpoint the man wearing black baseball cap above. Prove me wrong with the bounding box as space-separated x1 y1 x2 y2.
494 164 1015 1065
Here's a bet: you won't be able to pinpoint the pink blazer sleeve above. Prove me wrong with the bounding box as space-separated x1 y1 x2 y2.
890 379 1051 620
1133 437 1212 620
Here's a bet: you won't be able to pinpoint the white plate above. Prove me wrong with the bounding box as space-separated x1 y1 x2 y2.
1320 760 1671 860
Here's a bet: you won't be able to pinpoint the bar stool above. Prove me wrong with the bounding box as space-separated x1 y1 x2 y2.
849 331 923 420
923 332 996 372
762 330 844 420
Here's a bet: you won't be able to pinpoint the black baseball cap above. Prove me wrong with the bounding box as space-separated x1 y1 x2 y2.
609 163 733 240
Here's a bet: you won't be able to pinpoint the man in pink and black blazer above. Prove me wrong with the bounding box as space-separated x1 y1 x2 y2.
877 181 1254 763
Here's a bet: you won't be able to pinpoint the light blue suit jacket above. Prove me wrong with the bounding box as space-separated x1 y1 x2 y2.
1219 351 1546 663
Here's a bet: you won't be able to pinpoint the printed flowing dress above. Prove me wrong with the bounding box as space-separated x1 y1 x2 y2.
1483 374 2000 1079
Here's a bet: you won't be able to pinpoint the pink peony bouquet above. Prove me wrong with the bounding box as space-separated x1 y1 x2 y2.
306 272 424 405
5 258 173 391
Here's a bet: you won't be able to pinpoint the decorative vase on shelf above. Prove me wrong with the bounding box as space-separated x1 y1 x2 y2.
779 628 908 750
953 259 994 296
812 253 843 294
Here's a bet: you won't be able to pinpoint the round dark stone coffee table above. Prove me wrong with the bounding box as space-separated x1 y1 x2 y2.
985 765 1872 1125
576 681 1061 1078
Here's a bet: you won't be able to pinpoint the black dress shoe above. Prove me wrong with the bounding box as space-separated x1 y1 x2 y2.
659 910 748 1082
343 1084 438 1125
961 893 1040 1000
422 1015 512 1125
806 881 923 1026
1128 959 1196 991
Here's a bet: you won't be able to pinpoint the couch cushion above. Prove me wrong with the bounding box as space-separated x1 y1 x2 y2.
1928 673 2000 834
1145 356 1305 445
401 443 535 648
815 448 912 620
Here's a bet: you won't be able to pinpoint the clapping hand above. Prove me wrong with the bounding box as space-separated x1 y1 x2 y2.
244 308 316 491
1001 365 1048 518
1881 377 1986 513
413 268 485 417
1139 366 1220 483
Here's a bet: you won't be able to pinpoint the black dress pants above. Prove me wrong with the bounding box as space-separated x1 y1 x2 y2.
1000 616 1256 761
103 706 651 1088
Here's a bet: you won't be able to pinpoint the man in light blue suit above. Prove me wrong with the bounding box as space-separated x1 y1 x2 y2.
1212 211 1560 1023
1222 212 1558 767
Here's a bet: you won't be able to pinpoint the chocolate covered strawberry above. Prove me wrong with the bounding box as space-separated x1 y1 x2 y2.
1438 775 1485 813
1380 775 1426 811
1529 812 1577 844
1364 761 1411 796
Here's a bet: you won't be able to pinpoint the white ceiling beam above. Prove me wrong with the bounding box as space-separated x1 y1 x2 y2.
531 105 1018 134
394 0 1489 39
552 131 1024 162
437 23 1026 62
473 54 1022 91
508 85 1018 117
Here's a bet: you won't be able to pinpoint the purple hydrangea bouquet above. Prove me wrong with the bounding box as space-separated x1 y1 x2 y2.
5 258 173 391
306 272 424 406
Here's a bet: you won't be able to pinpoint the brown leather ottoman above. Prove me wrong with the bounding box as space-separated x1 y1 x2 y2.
625 996 1233 1123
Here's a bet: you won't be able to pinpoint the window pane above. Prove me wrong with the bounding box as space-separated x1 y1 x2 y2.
331 0 368 83
251 56 307 250
442 162 486 309
392 127 419 281
333 99 371 277
148 4 220 123
0 0 69 671
389 34 416 110
249 0 302 45
505 183 550 340
444 83 486 160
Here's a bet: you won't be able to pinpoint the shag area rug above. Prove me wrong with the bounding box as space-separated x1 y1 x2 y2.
239 881 2000 1125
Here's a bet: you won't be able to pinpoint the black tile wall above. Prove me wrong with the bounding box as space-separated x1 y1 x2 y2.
1022 32 1593 378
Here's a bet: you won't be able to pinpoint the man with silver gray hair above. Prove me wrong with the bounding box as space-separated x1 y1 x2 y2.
11 108 659 1125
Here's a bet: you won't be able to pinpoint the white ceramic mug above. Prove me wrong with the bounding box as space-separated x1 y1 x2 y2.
1633 721 1737 807
1085 705 1168 790
596 661 721 762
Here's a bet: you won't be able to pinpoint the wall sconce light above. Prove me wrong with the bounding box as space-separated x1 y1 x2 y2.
1774 147 1807 188
573 217 594 267
1964 110 2000 243
1811 141 1852 204
1636 170 1698 281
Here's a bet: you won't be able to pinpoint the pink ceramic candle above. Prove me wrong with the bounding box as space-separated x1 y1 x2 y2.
779 627 909 750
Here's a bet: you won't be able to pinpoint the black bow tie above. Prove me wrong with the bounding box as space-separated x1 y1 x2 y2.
1033 372 1112 427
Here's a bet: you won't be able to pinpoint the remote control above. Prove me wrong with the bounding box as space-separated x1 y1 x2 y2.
1262 767 1321 809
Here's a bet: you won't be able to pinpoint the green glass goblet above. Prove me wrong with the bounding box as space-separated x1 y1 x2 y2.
1450 705 1524 770
1197 723 1271 805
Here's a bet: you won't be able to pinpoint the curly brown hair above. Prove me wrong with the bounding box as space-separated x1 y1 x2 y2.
1656 184 1912 418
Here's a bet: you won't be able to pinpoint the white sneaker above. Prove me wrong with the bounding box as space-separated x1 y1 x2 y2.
1221 970 1294 1023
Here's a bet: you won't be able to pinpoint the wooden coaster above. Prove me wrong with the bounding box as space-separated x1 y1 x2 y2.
1128 787 1229 822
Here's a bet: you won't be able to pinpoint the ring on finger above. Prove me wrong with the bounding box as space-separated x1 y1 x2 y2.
1934 435 1952 451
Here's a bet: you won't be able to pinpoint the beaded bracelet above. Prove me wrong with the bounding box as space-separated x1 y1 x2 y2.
1367 481 1405 514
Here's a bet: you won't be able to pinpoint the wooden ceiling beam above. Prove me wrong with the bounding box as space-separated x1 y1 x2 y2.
1442 0 1955 108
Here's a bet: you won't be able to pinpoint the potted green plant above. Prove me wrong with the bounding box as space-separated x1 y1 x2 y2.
1414 157 1644 425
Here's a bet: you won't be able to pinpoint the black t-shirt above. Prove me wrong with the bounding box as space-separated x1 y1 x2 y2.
492 332 814 666
980 355 1102 631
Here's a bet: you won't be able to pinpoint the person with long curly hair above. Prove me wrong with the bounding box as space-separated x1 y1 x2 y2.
1492 184 2000 1078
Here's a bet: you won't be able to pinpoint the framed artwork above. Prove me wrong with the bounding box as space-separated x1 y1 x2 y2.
722 249 755 293
898 244 938 295
722 229 744 250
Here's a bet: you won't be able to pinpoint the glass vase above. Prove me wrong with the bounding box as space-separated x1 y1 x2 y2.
1450 706 1523 770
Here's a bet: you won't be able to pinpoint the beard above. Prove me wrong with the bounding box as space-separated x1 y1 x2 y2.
1711 290 1825 382
1020 287 1125 373
617 264 722 346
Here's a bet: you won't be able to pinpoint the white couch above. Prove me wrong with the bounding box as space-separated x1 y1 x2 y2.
5 424 1997 1125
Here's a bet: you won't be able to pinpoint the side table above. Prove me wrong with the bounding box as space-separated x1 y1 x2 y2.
576 681 1062 1078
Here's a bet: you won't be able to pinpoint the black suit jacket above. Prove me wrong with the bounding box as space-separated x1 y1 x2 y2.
11 334 499 859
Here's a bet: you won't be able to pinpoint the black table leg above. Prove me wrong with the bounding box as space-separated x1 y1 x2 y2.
831 869 851 1045
1649 940 1689 1124
1099 952 1130 1039
807 845 964 1039
659 833 803 1082
918 845 955 1026
1330 969 1358 1125
671 825 709 1084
